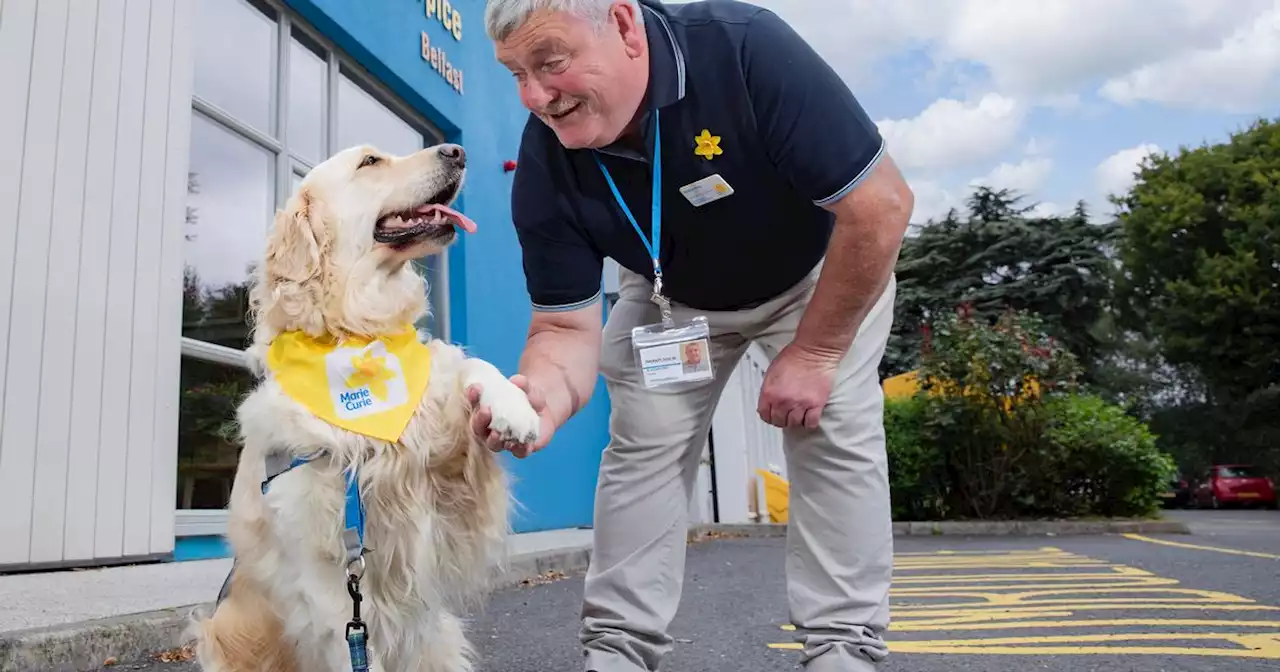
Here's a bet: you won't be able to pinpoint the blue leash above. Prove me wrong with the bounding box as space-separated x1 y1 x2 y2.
258 453 368 570
214 452 371 671
269 455 370 671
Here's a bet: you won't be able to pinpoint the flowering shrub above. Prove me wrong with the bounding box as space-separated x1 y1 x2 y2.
884 305 1176 520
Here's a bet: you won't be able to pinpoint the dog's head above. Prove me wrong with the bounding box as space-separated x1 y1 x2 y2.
247 143 473 356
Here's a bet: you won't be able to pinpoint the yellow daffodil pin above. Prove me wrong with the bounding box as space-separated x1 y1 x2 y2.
346 350 395 400
693 129 723 160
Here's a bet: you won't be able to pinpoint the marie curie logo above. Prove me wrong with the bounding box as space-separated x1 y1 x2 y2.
326 341 409 419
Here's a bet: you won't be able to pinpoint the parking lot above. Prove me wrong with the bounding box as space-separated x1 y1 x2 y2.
102 509 1280 671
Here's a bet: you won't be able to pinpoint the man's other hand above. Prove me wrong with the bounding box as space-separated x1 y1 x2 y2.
756 343 841 429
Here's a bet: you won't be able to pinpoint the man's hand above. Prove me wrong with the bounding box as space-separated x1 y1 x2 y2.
466 374 557 458
756 342 842 429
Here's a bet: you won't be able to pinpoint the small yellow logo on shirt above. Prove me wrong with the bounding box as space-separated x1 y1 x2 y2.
694 129 722 160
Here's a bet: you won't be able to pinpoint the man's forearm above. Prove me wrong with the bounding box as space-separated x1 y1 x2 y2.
518 323 600 426
793 159 912 359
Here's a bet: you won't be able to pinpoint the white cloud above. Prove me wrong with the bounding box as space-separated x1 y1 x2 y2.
969 157 1053 194
930 0 1270 97
740 0 950 89
877 94 1024 172
906 179 965 224
1095 143 1163 199
691 0 1271 227
1022 136 1056 157
1099 4 1280 113
1028 202 1068 219
735 0 1274 106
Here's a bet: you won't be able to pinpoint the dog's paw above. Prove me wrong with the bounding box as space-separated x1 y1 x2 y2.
480 383 542 445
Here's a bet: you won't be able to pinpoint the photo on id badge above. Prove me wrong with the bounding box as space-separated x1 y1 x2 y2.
632 316 715 389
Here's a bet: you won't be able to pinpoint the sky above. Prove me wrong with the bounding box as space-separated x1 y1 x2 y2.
186 0 1280 291
732 0 1280 223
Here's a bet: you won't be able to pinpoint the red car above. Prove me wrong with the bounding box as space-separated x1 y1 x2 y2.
1193 464 1277 509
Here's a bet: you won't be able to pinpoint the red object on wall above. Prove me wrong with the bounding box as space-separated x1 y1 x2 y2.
503 160 517 172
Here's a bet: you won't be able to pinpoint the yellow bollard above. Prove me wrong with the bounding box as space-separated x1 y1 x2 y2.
755 469 790 523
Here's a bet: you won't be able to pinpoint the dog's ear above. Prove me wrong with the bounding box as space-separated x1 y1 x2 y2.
265 188 328 284
251 187 331 337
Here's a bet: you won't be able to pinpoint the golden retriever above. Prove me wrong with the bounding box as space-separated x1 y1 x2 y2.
190 142 541 671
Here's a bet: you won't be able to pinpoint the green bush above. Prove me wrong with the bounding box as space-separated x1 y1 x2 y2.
1038 393 1176 518
883 395 942 521
882 306 1177 521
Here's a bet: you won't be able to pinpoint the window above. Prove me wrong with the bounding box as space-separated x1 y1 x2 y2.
288 35 326 166
177 358 257 510
183 114 273 352
178 0 447 523
191 0 275 135
337 73 423 156
1218 466 1264 479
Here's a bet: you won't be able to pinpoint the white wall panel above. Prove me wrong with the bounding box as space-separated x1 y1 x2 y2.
29 0 98 564
0 0 70 567
94 0 152 562
709 343 786 524
63 0 128 564
122 0 175 558
153 0 196 556
0 0 194 569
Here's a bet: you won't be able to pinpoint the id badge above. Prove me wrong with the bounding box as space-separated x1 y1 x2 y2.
631 316 715 388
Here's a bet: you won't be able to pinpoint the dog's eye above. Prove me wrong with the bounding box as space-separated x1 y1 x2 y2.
358 155 381 168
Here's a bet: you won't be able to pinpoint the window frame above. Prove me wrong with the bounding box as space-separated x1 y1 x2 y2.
177 0 449 536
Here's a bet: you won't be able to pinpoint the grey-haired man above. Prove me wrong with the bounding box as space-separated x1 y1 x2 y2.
467 1 913 670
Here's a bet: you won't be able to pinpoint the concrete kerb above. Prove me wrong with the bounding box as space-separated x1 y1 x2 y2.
686 518 1193 541
0 605 197 672
0 543 595 672
0 519 1189 671
890 518 1192 536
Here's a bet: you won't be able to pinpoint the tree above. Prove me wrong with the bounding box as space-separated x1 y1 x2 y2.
1111 117 1280 403
883 187 1120 388
1110 117 1280 475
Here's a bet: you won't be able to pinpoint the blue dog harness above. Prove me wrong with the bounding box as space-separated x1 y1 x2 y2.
215 451 371 671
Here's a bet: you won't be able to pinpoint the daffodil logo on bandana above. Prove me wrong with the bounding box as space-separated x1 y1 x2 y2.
693 129 722 160
265 326 432 443
331 344 406 418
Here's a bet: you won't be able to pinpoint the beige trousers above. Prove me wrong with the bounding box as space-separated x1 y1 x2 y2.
580 260 897 672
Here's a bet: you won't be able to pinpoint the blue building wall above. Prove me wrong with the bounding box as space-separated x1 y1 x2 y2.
282 0 611 533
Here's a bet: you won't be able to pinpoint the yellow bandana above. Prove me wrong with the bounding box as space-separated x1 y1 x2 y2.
264 325 432 443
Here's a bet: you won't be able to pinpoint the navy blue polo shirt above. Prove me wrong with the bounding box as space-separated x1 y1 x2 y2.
510 0 885 313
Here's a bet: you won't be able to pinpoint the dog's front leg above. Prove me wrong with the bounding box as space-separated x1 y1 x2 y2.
461 358 541 445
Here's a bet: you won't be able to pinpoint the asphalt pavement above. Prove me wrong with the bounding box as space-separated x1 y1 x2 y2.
95 509 1280 672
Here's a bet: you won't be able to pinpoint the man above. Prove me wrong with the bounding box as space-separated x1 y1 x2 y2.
470 0 913 670
679 340 705 375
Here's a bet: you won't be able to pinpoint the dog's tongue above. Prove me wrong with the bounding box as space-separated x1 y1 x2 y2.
416 204 476 233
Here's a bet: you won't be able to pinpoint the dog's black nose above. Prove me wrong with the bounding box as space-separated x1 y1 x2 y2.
438 143 465 165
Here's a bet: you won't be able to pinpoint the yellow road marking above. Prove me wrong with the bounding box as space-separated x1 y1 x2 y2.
895 618 1280 631
893 553 1110 570
892 579 1182 594
1123 533 1280 560
769 633 1280 659
893 603 1280 616
768 547 1280 659
783 617 1280 631
893 566 1156 584
895 547 1064 557
891 586 1254 605
894 561 1110 570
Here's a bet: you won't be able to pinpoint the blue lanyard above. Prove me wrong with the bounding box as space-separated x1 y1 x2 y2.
593 108 663 279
